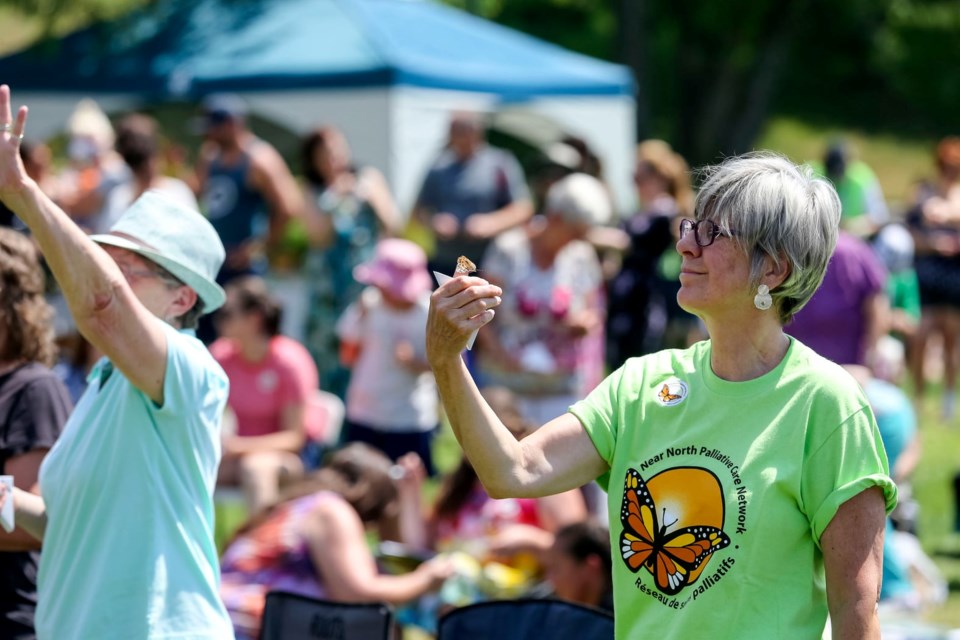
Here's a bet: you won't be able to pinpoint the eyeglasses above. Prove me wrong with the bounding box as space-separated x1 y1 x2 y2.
679 218 737 247
115 260 182 288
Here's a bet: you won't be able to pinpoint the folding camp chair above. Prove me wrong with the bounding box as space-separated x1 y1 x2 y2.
259 591 394 640
437 598 614 640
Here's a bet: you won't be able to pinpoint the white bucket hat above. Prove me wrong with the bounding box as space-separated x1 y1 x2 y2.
90 191 226 313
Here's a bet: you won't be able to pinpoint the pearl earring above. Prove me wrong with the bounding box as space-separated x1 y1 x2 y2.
754 284 772 311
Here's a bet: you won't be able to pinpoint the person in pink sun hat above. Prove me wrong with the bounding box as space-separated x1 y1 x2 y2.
337 238 440 478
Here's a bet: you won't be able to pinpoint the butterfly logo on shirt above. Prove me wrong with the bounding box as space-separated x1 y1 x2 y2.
619 468 731 596
655 378 688 406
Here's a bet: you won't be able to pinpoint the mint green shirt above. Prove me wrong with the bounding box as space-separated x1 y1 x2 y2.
37 324 234 639
570 338 896 640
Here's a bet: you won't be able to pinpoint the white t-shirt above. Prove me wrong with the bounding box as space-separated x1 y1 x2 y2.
336 287 438 431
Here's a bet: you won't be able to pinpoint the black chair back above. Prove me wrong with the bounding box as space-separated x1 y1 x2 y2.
259 591 393 640
437 598 614 640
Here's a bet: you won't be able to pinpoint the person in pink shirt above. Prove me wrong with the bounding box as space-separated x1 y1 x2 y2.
210 276 319 512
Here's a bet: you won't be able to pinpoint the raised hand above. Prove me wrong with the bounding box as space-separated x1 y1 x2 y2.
426 275 501 363
0 85 30 204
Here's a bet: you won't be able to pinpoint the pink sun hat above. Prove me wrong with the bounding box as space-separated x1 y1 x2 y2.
353 238 433 303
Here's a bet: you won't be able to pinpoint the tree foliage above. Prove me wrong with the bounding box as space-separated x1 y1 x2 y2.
3 0 955 164
445 0 960 164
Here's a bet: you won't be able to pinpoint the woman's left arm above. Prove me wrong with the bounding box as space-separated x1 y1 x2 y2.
821 486 886 640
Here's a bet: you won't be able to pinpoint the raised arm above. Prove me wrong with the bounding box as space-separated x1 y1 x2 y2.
426 276 607 499
0 86 173 403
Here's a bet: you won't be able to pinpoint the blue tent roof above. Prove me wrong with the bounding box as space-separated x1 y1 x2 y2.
0 0 634 100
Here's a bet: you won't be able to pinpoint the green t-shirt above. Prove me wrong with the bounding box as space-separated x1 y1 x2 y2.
570 338 896 640
37 324 234 639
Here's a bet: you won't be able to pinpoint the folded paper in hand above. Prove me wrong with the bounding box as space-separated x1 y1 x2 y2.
0 475 13 533
433 271 480 351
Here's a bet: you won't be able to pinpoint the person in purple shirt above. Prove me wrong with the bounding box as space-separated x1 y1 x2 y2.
787 231 889 366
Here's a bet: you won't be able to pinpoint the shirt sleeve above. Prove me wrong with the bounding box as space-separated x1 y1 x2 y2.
4 374 72 458
157 326 228 423
568 365 624 491
801 406 898 547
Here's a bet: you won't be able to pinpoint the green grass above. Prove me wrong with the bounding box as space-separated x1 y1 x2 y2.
907 383 960 629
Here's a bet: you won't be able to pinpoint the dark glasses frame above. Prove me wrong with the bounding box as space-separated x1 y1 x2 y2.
679 218 737 247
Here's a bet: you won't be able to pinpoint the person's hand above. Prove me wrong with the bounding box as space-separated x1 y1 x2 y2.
394 341 416 368
564 308 602 338
222 436 244 458
0 480 9 512
431 212 460 240
393 452 426 497
416 554 457 591
463 212 500 240
426 276 501 365
0 85 31 204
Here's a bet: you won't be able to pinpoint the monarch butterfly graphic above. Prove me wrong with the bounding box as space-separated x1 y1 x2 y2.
658 384 682 404
620 468 730 596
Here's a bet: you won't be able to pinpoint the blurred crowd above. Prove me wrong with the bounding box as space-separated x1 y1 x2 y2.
2 93 959 638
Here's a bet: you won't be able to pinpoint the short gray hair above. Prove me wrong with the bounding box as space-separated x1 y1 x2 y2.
545 173 612 228
695 152 840 324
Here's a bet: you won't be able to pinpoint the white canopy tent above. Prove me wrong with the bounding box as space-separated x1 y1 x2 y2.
1 0 637 213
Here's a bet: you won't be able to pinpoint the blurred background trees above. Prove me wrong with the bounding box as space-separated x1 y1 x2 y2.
1 0 958 193
444 0 960 166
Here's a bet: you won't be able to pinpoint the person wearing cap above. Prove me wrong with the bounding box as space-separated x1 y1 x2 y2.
195 93 303 284
336 238 439 476
0 86 234 638
475 172 611 427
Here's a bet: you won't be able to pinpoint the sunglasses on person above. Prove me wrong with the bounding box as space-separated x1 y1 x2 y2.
679 218 738 247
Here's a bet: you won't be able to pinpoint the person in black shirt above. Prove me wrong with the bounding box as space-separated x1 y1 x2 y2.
0 227 72 639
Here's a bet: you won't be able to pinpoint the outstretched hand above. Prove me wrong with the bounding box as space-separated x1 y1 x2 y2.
426 275 502 365
0 85 30 203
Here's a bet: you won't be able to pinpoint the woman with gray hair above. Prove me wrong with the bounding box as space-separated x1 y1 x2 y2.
427 153 896 639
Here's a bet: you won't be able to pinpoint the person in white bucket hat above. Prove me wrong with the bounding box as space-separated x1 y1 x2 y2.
0 86 235 639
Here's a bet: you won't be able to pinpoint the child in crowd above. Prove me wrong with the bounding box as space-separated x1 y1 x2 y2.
337 239 438 474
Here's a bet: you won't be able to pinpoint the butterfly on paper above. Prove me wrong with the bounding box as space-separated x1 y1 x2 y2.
619 468 730 595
